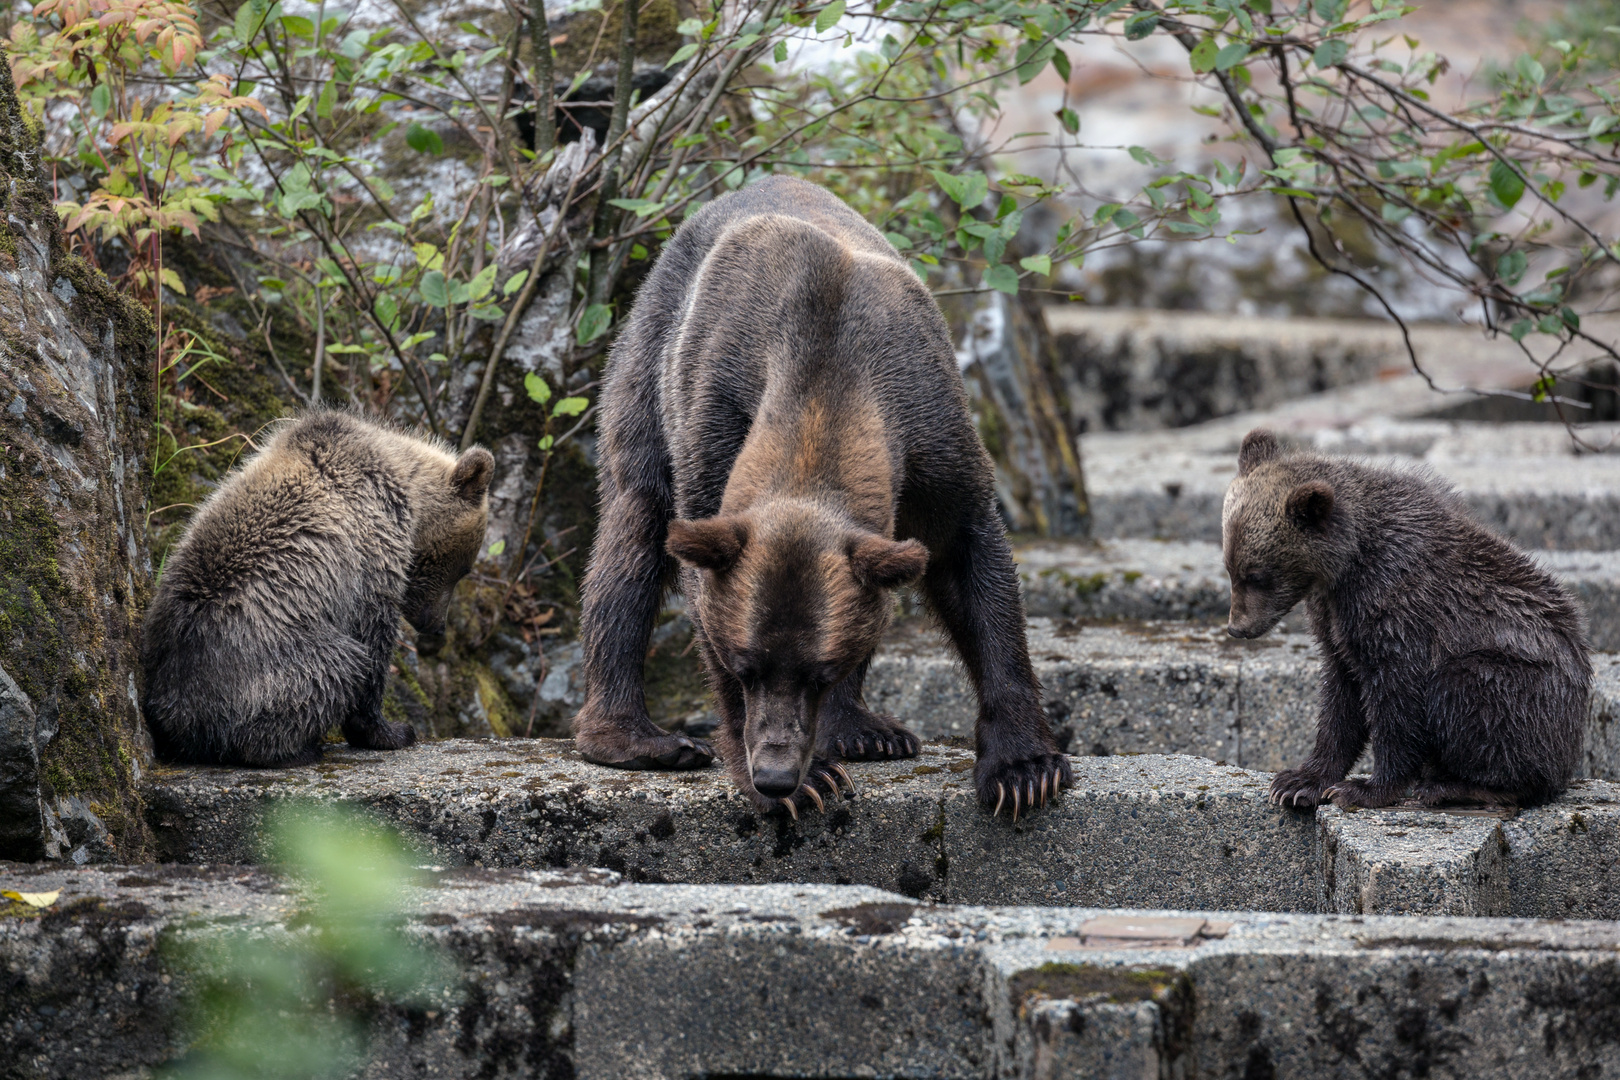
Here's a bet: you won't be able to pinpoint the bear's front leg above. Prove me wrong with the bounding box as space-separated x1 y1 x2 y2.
1322 674 1425 809
342 627 417 751
1270 653 1367 808
816 658 920 761
574 488 713 770
919 503 1071 820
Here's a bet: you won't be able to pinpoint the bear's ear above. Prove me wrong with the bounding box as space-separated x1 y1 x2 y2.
1286 481 1334 532
452 448 495 502
1238 429 1279 476
667 516 749 573
849 534 930 590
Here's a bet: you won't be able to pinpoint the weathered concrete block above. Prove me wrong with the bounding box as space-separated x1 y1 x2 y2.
939 755 1316 911
11 865 1620 1079
137 741 1620 919
1318 806 1510 917
866 618 1296 768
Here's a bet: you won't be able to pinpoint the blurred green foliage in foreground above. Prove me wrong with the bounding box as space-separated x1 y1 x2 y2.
162 805 456 1079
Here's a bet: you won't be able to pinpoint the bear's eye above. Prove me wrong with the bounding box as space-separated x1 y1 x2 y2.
1242 570 1274 590
729 655 760 684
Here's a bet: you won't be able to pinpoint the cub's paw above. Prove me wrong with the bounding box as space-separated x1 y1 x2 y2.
1323 778 1401 809
347 720 417 752
975 753 1072 822
762 759 856 819
577 728 714 771
1269 768 1329 809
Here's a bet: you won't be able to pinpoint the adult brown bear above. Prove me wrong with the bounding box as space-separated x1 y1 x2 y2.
574 175 1071 818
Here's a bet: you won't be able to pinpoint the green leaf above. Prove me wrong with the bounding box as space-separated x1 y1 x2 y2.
931 169 989 209
815 0 846 34
503 269 529 297
1055 107 1079 135
1312 39 1348 69
1127 145 1161 166
235 0 267 43
774 40 788 63
607 198 667 217
281 14 315 38
576 303 613 345
466 263 498 302
524 372 552 405
89 83 112 119
552 396 590 418
983 264 1020 294
665 42 700 68
1189 37 1218 74
1214 42 1249 71
316 80 337 119
1509 318 1533 342
487 540 506 557
1497 249 1528 285
1489 159 1525 209
1052 48 1071 82
160 267 187 295
405 123 443 155
1122 11 1158 39
538 434 555 452
419 271 449 307
1515 53 1546 85
677 17 704 34
374 292 399 331
1019 254 1052 276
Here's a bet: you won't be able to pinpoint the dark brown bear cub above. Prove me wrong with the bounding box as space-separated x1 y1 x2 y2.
574 174 1072 819
1224 428 1589 809
142 410 493 767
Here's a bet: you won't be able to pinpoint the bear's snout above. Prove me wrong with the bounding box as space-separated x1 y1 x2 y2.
416 628 447 655
751 767 801 799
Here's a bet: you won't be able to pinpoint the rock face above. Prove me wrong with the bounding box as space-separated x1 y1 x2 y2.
0 62 154 861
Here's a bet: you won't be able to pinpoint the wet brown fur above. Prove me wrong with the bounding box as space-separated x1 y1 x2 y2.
1224 429 1590 810
141 409 493 767
575 176 1071 817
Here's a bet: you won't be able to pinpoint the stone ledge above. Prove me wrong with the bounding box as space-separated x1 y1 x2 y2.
139 741 1620 919
1015 538 1620 651
6 865 1620 1079
865 617 1620 782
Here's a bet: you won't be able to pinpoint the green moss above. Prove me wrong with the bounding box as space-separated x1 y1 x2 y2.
1040 567 1110 597
1006 964 1182 1007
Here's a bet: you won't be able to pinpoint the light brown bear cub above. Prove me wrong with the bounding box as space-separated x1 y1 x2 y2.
574 175 1072 820
142 409 493 767
1223 428 1588 809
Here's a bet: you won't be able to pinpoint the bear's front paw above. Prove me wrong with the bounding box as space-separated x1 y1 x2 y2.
577 728 714 771
346 719 417 751
1323 778 1402 809
1269 768 1330 809
760 759 856 819
975 753 1072 821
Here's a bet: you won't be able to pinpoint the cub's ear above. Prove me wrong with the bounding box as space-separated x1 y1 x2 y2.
452 448 495 502
1286 481 1334 532
849 535 930 589
667 516 749 573
1238 429 1279 476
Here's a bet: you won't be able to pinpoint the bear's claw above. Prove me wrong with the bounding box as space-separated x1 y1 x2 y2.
581 732 714 771
1268 768 1330 808
769 759 850 818
977 753 1072 821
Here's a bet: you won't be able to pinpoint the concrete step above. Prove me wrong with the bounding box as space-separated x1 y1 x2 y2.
139 740 1620 919
863 617 1620 782
1014 538 1620 650
7 864 1620 1079
1083 417 1620 550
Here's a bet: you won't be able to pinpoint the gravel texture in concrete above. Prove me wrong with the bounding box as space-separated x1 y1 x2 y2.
139 740 1620 919
7 865 1620 1079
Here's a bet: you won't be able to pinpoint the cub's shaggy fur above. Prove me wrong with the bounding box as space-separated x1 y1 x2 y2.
1224 428 1589 808
142 410 493 767
576 175 1071 818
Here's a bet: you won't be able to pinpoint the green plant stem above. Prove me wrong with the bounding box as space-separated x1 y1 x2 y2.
585 0 640 308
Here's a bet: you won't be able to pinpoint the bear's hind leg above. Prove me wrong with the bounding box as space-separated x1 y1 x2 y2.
816 658 919 761
1412 777 1519 808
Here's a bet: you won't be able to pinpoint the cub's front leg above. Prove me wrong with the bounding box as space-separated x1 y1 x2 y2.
919 501 1071 820
1270 653 1367 808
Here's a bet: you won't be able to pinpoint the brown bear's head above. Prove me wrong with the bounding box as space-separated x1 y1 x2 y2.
1222 428 1340 639
405 447 495 654
666 498 928 801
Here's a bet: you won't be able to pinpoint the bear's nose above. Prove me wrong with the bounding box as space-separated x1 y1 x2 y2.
752 768 800 799
417 630 446 655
